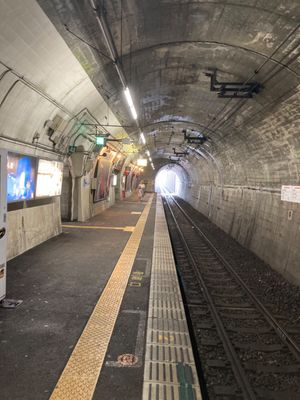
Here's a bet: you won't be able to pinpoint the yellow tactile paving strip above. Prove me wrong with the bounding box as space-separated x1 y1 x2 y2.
50 195 154 400
62 225 135 232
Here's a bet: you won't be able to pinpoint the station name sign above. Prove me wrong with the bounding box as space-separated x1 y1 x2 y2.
281 185 300 203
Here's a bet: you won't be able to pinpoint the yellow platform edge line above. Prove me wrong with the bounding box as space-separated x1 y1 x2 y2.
62 224 135 232
50 194 153 400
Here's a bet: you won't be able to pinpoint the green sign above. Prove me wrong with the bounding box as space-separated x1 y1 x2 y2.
68 145 77 154
96 136 106 146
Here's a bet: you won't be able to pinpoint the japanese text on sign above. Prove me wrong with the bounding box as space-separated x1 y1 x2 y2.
281 185 300 203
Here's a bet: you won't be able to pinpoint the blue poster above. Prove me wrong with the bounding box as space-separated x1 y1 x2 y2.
7 153 36 202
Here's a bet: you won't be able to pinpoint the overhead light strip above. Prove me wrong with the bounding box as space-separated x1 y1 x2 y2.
124 87 138 120
90 1 140 125
140 132 146 144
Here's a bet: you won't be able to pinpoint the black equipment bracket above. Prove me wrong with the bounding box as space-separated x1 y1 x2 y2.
182 130 208 145
172 147 188 156
205 69 262 98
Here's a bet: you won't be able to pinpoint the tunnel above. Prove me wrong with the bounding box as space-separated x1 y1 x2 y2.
0 1 300 399
155 163 188 196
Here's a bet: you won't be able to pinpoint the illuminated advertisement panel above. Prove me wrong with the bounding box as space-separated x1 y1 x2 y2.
36 159 63 197
7 153 37 202
94 157 112 202
112 157 125 174
131 173 138 190
125 172 132 192
112 174 118 187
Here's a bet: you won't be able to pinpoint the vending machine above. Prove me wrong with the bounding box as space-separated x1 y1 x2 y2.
0 149 7 301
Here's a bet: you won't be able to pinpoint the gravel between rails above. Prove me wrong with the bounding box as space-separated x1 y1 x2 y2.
176 197 300 339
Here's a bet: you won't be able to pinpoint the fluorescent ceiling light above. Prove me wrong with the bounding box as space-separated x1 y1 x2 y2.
140 132 146 144
146 150 150 157
124 87 138 120
149 157 152 162
137 158 148 167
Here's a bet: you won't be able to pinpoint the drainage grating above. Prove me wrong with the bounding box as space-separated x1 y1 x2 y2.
142 196 202 400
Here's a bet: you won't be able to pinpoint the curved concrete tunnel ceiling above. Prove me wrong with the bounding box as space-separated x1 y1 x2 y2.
37 0 300 188
0 1 142 160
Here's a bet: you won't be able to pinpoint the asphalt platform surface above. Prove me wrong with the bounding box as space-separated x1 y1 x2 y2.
0 194 155 400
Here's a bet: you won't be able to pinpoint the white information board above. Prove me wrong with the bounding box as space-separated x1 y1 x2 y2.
36 159 63 197
281 185 300 203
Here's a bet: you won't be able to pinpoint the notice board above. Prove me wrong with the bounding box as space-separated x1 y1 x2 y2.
281 185 300 203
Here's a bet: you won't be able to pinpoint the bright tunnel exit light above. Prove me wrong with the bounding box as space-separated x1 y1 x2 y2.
124 87 138 120
155 169 173 194
155 168 182 195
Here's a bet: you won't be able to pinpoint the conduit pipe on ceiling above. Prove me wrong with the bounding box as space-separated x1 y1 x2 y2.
0 134 65 157
0 62 123 155
89 0 127 88
89 0 144 142
204 23 300 135
0 78 97 153
0 79 20 110
0 60 73 117
187 145 224 188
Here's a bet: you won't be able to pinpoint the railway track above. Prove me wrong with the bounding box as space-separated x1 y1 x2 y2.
162 193 300 400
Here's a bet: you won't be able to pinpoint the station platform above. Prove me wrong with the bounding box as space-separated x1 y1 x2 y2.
0 194 201 400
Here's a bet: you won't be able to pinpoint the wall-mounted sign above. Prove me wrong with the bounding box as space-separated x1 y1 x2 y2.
137 158 147 167
112 174 118 187
112 156 125 174
36 159 63 197
281 185 300 203
96 136 106 146
82 175 90 189
93 157 112 202
7 153 37 202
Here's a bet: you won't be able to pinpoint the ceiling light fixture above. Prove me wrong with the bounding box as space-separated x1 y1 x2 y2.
146 150 150 157
124 87 137 120
140 132 146 144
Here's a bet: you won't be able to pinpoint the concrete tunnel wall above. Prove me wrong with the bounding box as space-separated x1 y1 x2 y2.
152 89 300 285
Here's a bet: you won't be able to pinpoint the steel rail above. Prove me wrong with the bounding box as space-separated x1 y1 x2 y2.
163 195 257 400
169 194 300 362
